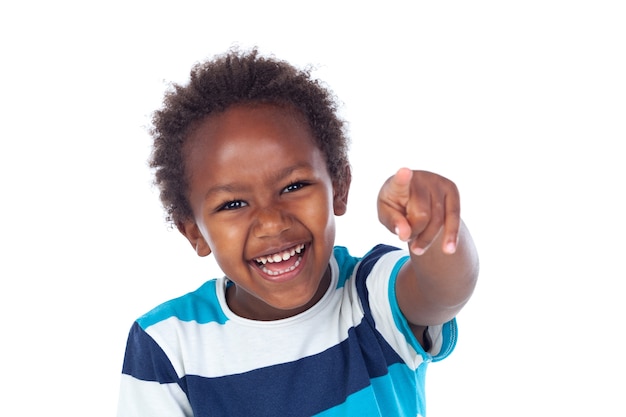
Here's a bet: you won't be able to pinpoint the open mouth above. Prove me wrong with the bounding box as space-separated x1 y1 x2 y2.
253 243 305 277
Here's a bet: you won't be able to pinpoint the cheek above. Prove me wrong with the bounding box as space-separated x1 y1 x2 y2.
205 222 248 273
301 192 336 236
204 219 245 254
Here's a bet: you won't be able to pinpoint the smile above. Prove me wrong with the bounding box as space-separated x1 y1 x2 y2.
253 243 305 276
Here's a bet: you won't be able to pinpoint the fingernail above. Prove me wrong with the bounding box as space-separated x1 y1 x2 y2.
412 246 425 256
395 226 409 242
444 242 457 254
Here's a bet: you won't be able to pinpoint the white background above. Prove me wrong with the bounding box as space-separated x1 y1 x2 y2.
1 1 624 416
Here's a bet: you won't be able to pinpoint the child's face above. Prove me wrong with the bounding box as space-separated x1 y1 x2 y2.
180 104 348 320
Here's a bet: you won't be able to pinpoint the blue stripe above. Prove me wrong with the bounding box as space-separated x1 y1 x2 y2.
387 254 425 355
332 246 358 288
314 362 425 417
121 322 180 384
136 249 356 330
386 248 458 362
434 319 458 361
136 280 229 329
180 319 406 417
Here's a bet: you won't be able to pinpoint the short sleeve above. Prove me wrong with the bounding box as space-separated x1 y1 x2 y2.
359 245 458 368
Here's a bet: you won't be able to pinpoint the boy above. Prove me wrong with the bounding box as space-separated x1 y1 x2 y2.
118 48 479 417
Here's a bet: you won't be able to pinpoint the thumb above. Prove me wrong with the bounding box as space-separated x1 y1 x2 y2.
385 167 413 204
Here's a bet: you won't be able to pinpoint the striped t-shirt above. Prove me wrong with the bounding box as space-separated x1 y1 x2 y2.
118 245 457 417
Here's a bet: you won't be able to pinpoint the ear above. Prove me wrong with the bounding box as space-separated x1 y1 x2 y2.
333 164 352 216
176 220 212 257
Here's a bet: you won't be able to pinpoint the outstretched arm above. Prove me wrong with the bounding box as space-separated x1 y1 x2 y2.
377 168 479 341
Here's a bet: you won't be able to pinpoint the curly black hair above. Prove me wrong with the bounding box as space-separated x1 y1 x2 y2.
149 47 350 226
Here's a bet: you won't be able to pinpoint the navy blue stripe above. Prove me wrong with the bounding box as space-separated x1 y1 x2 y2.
182 320 405 417
355 244 402 322
121 322 180 384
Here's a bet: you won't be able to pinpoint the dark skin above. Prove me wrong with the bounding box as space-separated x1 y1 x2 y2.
179 104 346 321
179 103 478 348
378 168 479 345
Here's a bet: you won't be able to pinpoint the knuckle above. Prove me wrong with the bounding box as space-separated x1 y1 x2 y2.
407 210 430 230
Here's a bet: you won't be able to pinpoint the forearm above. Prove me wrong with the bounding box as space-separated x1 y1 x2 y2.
398 221 479 326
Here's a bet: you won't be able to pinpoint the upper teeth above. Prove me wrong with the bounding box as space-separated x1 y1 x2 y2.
255 244 304 264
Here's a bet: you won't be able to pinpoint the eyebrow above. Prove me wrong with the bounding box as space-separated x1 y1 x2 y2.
203 162 314 200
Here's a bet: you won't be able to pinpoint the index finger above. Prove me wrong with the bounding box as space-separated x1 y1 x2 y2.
441 185 461 254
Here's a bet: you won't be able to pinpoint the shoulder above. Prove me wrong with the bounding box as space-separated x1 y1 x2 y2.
136 279 228 330
332 244 407 290
333 244 403 273
356 244 405 275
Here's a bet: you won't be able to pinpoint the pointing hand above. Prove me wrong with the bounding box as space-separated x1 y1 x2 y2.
377 168 461 256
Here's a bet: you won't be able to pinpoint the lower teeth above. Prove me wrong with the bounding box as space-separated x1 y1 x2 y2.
262 257 301 276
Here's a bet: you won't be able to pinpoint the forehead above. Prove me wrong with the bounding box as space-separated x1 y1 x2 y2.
183 103 327 184
188 103 313 146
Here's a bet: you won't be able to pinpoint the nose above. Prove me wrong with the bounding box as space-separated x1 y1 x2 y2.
252 206 292 238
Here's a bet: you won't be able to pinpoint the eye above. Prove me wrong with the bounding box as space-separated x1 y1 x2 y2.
283 181 309 193
218 200 248 211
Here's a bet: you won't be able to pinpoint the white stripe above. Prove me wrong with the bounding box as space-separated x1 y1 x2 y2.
117 374 192 417
144 256 367 378
366 250 426 370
